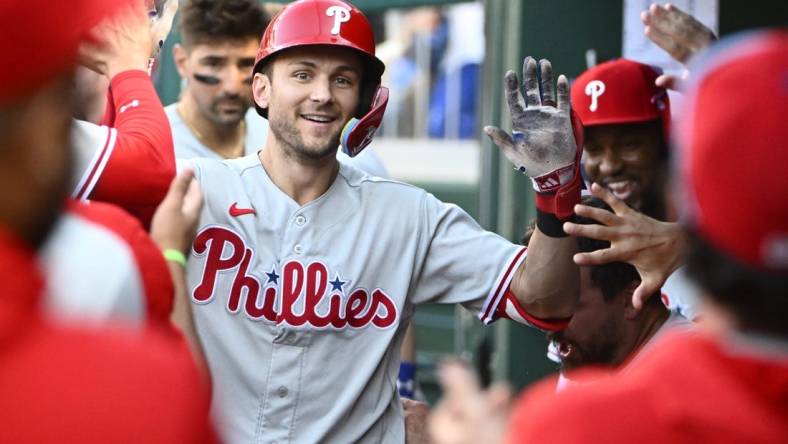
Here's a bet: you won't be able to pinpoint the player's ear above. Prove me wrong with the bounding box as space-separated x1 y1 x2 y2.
173 44 189 78
252 72 271 110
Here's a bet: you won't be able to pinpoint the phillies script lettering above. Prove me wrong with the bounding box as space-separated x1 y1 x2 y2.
192 227 398 329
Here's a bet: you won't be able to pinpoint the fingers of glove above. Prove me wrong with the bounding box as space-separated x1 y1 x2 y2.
573 203 620 226
504 70 526 117
522 56 541 107
563 221 617 243
539 59 556 107
590 183 632 215
556 74 570 113
485 126 528 168
484 125 517 154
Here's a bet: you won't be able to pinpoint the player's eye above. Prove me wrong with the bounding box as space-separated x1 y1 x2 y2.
203 59 225 69
293 71 311 81
334 76 354 87
584 144 602 154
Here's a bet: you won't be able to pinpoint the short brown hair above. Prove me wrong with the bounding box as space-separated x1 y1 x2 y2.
179 0 269 48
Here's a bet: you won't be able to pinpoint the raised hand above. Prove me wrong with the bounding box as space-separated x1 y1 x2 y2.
563 183 685 310
148 0 179 59
150 169 204 255
641 3 716 90
429 360 512 444
484 57 577 191
79 1 154 77
402 398 432 444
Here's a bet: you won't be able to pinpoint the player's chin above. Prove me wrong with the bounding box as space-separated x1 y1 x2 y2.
300 138 340 160
214 111 246 126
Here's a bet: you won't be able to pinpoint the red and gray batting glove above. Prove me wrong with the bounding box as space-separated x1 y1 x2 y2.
484 56 583 237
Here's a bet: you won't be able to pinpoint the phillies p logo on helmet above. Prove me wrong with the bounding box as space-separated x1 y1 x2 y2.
326 5 351 35
585 80 606 112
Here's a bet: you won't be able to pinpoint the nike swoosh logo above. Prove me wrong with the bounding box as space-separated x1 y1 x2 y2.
229 202 256 217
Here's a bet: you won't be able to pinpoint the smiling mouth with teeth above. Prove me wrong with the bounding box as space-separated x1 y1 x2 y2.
301 114 335 123
604 179 638 202
557 341 575 359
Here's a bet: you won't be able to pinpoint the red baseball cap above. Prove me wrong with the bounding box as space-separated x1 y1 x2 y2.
571 59 670 140
676 30 788 269
0 0 132 104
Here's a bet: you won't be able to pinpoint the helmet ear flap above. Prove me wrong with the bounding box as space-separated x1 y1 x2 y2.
341 86 388 157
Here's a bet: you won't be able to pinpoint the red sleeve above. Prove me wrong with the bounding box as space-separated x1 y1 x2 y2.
67 200 174 328
495 289 571 332
86 69 175 227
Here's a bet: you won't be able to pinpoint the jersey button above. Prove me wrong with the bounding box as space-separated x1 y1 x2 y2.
295 215 306 226
278 386 288 398
293 244 303 254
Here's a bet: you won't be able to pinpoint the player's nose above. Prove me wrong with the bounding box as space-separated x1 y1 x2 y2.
222 65 247 94
308 76 333 104
598 147 623 176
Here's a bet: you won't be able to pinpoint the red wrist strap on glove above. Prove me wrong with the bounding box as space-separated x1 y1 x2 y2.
533 111 584 237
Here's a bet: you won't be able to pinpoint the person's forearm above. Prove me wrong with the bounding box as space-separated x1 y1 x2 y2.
509 228 579 319
167 260 209 378
91 70 176 217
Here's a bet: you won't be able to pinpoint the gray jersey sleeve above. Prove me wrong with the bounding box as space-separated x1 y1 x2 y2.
410 192 527 324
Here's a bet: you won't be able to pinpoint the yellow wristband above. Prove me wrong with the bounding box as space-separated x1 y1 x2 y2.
163 249 187 268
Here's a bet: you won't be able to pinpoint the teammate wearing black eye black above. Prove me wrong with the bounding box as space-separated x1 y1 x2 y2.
166 0 269 160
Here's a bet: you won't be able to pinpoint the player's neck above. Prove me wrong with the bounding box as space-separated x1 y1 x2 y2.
258 138 339 206
177 96 246 159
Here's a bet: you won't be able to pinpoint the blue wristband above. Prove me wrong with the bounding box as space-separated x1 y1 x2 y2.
397 361 416 398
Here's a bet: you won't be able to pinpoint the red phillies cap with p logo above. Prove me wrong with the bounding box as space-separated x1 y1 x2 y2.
571 59 671 139
676 30 788 269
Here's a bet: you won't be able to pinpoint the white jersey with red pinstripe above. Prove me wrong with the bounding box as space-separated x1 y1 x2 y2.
181 154 532 444
71 119 118 201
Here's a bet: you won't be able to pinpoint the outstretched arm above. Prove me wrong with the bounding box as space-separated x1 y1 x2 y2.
72 1 179 225
485 57 582 320
641 3 716 90
150 169 206 374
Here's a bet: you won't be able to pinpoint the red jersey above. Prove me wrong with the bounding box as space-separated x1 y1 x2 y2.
508 331 788 443
0 228 216 443
71 70 176 227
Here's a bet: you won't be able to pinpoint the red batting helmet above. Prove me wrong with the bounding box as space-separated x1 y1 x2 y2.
571 59 671 142
252 0 388 157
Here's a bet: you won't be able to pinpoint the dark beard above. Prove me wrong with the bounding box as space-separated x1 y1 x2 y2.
552 321 620 372
268 114 341 161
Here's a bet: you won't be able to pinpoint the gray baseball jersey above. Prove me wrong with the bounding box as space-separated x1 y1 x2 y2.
183 154 530 443
165 104 269 160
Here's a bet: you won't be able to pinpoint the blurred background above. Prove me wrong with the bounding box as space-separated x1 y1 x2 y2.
153 0 787 403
